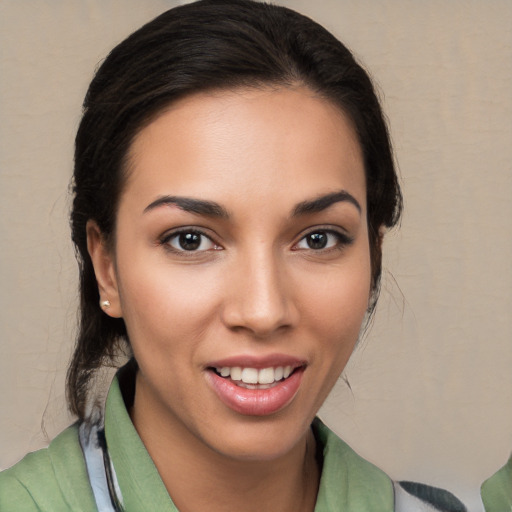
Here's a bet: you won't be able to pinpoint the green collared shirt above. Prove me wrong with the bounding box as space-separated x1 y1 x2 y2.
0 376 394 511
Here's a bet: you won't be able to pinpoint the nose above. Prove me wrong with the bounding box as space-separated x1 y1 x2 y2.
221 248 299 337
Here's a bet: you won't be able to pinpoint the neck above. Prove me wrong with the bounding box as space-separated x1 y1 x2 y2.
131 386 320 512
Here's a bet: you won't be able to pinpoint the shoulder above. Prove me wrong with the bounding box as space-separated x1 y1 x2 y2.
0 423 97 511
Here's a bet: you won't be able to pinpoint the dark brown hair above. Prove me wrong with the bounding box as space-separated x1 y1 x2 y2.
68 0 402 419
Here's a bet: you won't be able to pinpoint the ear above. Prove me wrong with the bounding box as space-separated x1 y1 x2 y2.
86 220 123 318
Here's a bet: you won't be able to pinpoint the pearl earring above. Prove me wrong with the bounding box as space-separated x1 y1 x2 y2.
100 300 111 309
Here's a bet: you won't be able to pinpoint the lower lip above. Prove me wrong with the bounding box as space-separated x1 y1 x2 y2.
206 369 304 416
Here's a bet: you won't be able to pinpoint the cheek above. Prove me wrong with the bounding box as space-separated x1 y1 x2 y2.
302 262 371 330
296 259 371 413
298 255 372 368
318 287 368 354
115 258 223 349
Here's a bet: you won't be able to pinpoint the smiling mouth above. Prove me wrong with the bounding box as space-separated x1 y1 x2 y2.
206 361 305 415
211 365 301 389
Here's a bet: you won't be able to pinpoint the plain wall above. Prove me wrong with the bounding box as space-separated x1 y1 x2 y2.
1 1 511 510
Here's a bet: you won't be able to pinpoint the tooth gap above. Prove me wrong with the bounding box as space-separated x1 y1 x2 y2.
211 367 226 378
285 366 300 379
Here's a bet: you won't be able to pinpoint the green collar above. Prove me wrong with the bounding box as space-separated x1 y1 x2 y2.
105 373 175 510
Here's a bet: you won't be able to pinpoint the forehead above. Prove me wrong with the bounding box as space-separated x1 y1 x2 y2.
123 86 366 213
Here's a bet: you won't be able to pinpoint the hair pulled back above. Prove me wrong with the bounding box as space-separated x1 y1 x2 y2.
68 0 402 419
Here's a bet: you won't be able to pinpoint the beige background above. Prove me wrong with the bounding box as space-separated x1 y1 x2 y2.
1 1 511 510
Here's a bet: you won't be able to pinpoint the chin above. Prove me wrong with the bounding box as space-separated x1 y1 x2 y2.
201 413 313 463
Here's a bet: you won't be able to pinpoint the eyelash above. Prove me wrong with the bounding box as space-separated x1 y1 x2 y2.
159 227 354 255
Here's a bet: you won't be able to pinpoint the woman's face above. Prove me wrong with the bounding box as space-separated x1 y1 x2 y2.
94 86 371 461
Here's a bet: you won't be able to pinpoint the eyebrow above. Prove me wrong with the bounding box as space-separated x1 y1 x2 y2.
292 190 362 216
143 189 361 219
143 196 230 218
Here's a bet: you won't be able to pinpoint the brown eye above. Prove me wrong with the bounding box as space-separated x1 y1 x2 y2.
305 232 328 249
165 230 217 252
294 229 353 251
178 232 201 250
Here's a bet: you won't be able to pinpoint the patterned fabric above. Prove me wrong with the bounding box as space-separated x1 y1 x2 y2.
79 421 124 511
394 481 468 512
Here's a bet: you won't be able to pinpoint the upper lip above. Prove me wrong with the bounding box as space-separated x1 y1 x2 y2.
206 353 306 370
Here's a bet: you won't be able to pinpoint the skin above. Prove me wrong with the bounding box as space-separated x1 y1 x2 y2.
88 86 372 512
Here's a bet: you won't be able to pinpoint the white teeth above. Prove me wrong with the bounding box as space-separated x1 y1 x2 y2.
258 367 275 384
214 365 297 385
230 367 242 381
241 368 259 384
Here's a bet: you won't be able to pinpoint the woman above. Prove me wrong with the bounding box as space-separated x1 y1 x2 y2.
0 0 428 510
